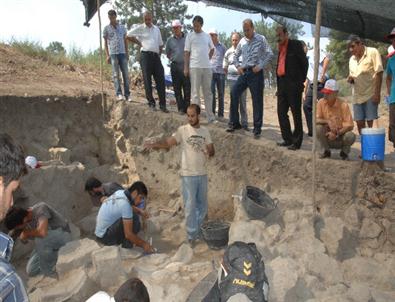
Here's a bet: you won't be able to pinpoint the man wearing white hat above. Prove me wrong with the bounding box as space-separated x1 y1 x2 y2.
385 27 395 149
209 28 226 119
316 79 356 160
166 20 190 113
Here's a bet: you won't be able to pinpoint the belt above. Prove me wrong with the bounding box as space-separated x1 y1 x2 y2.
141 51 159 56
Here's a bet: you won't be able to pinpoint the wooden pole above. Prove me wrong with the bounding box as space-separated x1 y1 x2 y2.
97 0 105 119
312 0 322 214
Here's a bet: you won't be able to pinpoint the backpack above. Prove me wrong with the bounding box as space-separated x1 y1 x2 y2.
203 241 269 302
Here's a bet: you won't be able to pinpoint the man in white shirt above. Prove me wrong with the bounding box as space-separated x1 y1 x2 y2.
144 104 215 247
127 11 168 113
223 32 248 130
184 16 216 123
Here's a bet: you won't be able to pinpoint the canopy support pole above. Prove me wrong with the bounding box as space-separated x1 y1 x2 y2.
312 0 322 215
97 0 105 119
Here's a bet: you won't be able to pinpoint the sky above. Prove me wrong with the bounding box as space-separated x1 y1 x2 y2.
0 0 328 53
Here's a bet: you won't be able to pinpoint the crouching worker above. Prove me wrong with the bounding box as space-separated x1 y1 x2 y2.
5 202 72 277
94 183 154 253
85 177 123 207
316 79 356 160
203 241 269 302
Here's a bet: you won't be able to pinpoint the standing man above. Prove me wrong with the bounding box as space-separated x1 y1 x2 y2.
226 19 273 138
5 202 72 277
385 28 395 150
127 11 168 113
0 133 29 302
166 20 190 114
303 48 331 136
223 32 248 130
184 16 216 123
276 26 308 150
103 10 131 102
144 104 215 247
209 29 226 119
347 35 383 134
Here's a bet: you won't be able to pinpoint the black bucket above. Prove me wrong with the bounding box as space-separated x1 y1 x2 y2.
242 186 277 220
201 220 230 250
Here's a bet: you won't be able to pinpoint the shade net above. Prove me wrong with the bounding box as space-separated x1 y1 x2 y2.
81 0 107 26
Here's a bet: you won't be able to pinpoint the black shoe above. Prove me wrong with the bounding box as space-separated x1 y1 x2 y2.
242 126 250 131
277 141 292 147
319 150 331 159
226 124 242 132
307 132 313 137
253 132 261 139
340 151 348 160
160 107 169 113
287 144 300 151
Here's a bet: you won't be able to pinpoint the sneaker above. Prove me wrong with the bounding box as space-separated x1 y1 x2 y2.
160 107 169 113
117 95 124 101
208 119 218 124
319 150 331 159
226 124 242 132
126 96 132 102
340 151 349 160
242 126 250 131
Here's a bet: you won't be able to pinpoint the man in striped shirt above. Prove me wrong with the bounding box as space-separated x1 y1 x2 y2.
226 19 273 139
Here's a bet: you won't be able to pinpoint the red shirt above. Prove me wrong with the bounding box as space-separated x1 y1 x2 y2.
277 38 289 76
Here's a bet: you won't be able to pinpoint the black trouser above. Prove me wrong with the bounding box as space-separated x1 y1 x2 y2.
170 62 190 113
230 69 264 134
96 217 140 248
277 78 304 148
140 51 166 108
303 82 325 135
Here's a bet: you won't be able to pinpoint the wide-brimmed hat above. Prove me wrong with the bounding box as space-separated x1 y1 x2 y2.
321 79 339 95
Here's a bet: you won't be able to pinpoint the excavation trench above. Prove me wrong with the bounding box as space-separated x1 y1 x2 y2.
1 95 394 301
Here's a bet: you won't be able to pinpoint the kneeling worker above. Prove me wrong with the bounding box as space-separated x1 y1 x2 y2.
316 79 356 160
5 202 72 277
94 182 154 253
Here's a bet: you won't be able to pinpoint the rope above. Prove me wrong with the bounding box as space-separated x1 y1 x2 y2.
97 0 106 120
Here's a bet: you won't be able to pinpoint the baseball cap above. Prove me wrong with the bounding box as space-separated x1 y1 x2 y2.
171 20 182 27
209 28 218 35
25 155 40 169
320 79 339 95
385 27 395 40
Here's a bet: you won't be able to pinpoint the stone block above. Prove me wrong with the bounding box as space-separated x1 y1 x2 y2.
359 218 382 239
304 253 343 286
171 243 193 264
56 238 101 276
319 217 345 257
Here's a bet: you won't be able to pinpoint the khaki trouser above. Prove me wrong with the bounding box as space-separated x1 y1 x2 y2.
190 68 215 121
316 124 356 154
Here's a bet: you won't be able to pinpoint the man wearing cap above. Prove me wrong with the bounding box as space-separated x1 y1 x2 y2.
166 20 190 114
347 35 383 134
103 10 131 102
209 29 226 119
0 134 29 301
316 79 356 160
184 15 216 123
276 25 308 149
127 11 168 113
223 32 248 130
226 19 273 138
385 28 395 150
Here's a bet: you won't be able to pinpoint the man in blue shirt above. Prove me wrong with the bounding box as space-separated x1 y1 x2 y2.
385 27 395 150
103 9 131 102
226 19 273 138
0 134 29 302
209 29 226 118
95 182 154 253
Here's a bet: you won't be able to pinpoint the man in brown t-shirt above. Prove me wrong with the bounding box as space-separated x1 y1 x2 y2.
316 79 356 160
4 202 72 277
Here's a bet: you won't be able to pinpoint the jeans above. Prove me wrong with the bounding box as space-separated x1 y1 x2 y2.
316 125 356 154
228 79 247 128
303 82 325 135
211 73 225 117
171 62 191 113
26 228 72 276
352 99 379 121
277 78 304 148
229 70 263 134
110 53 130 98
190 68 215 121
140 51 166 108
181 175 208 240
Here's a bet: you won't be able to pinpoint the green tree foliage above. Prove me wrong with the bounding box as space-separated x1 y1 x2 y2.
327 30 389 79
46 41 66 56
